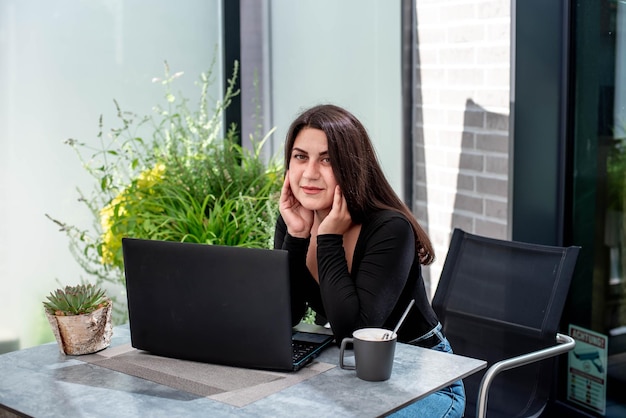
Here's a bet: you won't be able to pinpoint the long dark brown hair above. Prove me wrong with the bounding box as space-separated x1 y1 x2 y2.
284 104 434 265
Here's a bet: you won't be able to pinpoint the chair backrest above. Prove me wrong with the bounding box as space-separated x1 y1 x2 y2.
432 228 580 418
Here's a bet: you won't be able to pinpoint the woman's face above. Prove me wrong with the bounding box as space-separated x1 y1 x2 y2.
288 127 338 212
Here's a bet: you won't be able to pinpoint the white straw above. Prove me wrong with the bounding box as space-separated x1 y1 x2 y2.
393 299 415 335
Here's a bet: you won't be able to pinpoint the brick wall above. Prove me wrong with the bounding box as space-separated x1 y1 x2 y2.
412 0 511 293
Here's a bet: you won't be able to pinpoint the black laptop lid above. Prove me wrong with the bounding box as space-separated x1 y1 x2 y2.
122 238 294 371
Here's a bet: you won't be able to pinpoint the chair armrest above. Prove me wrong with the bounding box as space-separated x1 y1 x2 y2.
476 333 575 418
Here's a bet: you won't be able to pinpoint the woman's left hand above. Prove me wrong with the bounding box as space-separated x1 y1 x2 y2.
318 186 353 235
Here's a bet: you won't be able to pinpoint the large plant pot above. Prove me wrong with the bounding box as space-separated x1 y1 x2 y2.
45 300 113 355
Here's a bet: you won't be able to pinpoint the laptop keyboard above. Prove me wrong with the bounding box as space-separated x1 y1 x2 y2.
292 341 317 363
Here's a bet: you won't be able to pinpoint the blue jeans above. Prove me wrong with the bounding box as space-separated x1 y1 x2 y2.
389 330 466 418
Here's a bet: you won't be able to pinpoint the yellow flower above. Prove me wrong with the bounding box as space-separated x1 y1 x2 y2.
99 163 166 267
136 162 165 189
99 193 127 266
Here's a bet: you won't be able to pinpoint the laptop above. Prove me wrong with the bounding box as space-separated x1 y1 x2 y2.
121 237 334 372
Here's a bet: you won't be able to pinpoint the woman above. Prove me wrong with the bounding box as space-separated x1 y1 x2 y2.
273 104 464 417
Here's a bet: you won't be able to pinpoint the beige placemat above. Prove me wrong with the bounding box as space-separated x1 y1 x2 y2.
81 344 335 407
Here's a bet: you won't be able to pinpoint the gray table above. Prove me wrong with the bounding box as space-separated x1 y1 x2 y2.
0 325 486 417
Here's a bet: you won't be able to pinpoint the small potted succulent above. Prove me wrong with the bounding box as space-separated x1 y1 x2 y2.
43 283 113 355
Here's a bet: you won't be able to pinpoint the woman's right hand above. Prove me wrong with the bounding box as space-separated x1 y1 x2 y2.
279 173 314 238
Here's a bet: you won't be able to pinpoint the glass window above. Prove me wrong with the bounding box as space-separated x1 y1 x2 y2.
267 0 403 194
570 0 626 415
0 0 222 348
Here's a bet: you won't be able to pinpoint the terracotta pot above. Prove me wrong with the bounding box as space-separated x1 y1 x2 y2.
45 300 113 355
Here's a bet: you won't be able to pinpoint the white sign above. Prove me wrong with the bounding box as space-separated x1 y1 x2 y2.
567 324 607 415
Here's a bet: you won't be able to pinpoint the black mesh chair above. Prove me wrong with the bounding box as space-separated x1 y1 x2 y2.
432 228 580 418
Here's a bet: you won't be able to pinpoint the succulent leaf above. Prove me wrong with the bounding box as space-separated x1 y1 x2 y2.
43 284 109 316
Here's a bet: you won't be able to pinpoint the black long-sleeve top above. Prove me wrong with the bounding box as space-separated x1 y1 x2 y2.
273 209 440 344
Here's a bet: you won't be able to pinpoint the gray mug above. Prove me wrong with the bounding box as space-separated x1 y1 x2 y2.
339 328 397 381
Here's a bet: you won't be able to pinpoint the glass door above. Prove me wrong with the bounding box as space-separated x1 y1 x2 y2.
568 0 626 415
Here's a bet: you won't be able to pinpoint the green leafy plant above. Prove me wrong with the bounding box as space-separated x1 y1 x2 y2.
46 59 283 320
43 284 109 316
